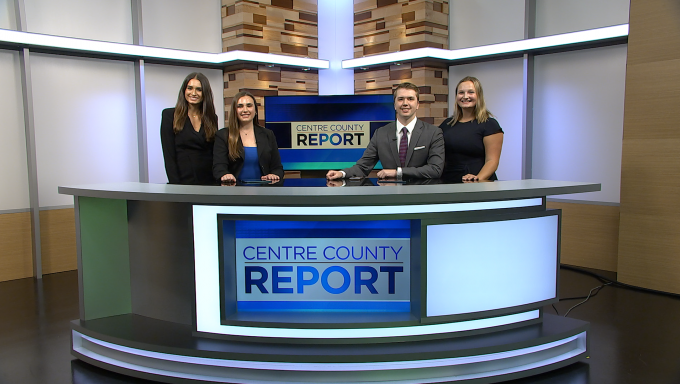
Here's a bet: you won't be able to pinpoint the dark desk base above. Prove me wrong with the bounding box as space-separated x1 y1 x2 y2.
71 313 588 383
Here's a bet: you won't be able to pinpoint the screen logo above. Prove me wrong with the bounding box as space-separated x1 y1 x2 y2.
292 121 370 149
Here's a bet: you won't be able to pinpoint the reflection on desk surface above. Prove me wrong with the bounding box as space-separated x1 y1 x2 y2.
223 177 487 187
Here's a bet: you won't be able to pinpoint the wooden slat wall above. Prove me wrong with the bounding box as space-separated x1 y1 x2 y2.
355 63 449 126
223 64 318 123
221 0 319 120
354 1 450 126
617 0 680 294
0 212 33 282
40 209 77 274
354 0 449 57
222 0 318 58
547 202 620 272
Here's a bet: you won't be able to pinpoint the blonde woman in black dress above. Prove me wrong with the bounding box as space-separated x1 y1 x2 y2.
439 76 503 181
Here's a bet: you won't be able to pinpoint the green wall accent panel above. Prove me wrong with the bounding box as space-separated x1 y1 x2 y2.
79 196 131 320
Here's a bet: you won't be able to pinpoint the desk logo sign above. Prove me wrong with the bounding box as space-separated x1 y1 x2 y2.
232 221 411 312
292 121 370 149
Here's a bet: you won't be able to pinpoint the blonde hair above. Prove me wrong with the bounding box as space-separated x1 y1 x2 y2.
448 76 493 126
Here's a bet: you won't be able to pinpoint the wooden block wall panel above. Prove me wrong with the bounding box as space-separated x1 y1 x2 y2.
40 209 77 274
546 202 620 272
618 0 680 294
224 64 318 124
222 0 318 58
0 212 33 282
354 63 449 126
354 0 449 58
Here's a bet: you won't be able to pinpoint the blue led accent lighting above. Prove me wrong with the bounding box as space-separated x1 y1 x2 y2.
265 94 395 122
279 148 367 162
237 301 410 312
232 220 411 239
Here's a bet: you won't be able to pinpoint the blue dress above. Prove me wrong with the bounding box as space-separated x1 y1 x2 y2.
239 146 262 180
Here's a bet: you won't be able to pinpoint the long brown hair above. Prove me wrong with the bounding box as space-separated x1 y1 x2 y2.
172 72 218 141
448 76 493 126
227 91 260 161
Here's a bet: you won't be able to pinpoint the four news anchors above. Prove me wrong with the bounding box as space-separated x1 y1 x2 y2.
162 73 503 185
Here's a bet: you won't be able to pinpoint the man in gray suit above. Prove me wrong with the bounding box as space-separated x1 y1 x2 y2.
326 82 444 180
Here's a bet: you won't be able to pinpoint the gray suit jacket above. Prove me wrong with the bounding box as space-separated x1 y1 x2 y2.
342 119 444 178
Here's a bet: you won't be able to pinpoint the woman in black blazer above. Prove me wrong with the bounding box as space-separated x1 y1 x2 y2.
160 72 218 185
213 91 283 183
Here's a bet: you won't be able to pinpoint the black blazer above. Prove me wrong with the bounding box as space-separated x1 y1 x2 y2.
213 126 284 180
160 108 214 185
342 119 445 179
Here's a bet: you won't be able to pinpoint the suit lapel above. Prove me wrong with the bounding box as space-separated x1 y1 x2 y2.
388 122 400 167
406 120 423 166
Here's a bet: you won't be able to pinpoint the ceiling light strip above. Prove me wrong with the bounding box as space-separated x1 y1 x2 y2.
0 29 329 68
342 24 629 68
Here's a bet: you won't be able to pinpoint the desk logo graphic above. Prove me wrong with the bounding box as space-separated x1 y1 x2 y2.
235 238 410 312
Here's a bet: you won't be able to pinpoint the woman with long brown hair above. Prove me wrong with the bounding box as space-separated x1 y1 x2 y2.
160 72 218 184
440 76 503 181
213 91 283 183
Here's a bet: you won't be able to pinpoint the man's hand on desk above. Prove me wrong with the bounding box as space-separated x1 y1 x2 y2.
377 169 397 179
326 170 344 180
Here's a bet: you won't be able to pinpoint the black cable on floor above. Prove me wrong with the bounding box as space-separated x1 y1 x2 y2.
563 282 611 317
560 264 680 299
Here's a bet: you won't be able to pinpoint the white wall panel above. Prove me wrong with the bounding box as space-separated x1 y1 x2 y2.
141 0 221 53
144 65 225 184
0 50 29 211
24 0 133 43
449 58 524 181
536 0 630 37
449 0 525 49
0 0 17 30
533 45 627 203
31 54 138 207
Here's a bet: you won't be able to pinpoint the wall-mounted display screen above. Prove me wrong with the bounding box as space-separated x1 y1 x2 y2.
264 94 395 170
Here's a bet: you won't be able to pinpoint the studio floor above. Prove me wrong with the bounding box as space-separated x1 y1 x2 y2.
0 267 679 384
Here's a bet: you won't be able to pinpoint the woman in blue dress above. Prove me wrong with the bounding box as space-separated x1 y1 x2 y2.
213 91 283 183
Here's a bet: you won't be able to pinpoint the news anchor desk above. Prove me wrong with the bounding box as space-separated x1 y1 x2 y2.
59 179 599 384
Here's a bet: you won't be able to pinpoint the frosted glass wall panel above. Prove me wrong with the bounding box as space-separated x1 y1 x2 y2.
142 0 221 53
0 50 29 211
535 0 630 37
449 0 525 49
533 45 627 203
449 58 524 181
145 64 225 184
31 54 138 207
0 0 17 30
24 0 132 43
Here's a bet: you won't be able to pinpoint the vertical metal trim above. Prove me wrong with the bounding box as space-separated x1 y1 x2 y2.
132 0 149 182
74 196 85 320
522 0 536 179
134 61 149 183
15 0 43 279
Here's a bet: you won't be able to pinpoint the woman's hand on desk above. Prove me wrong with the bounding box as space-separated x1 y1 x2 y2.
462 173 479 181
220 173 236 182
261 174 280 181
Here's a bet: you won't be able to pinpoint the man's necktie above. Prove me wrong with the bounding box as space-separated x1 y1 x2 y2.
399 127 408 167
